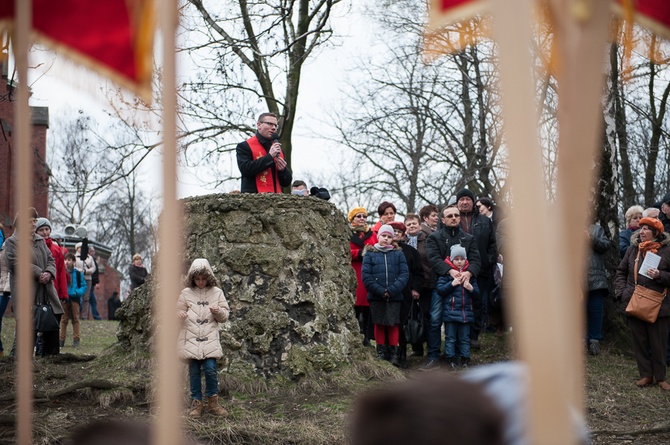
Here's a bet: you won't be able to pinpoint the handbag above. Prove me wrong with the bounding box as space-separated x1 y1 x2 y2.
34 285 59 332
625 251 667 323
403 299 424 344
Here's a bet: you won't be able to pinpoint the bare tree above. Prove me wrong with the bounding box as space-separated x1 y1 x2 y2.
177 0 344 188
327 0 503 213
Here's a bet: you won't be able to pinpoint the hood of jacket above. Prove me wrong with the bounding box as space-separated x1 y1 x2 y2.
363 243 402 255
630 231 670 247
186 258 218 286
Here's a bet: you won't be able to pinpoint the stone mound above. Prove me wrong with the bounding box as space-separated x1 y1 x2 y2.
116 193 363 379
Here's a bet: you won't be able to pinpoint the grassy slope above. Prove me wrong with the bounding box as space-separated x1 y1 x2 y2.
2 318 670 444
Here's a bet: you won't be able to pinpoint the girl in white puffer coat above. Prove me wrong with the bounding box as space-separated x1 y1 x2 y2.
177 258 230 418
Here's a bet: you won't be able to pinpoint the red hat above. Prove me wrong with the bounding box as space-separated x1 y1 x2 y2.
389 221 407 233
639 217 665 235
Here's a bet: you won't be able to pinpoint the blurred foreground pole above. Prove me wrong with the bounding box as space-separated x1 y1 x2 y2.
14 1 34 444
491 0 574 443
550 0 610 415
153 0 183 444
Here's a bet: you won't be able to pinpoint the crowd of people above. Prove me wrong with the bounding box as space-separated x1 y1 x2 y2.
0 208 144 357
347 191 670 390
348 192 503 371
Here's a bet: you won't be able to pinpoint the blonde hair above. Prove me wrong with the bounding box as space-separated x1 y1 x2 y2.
132 254 142 262
624 205 644 226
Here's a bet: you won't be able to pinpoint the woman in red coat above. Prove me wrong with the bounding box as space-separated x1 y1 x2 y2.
349 207 377 346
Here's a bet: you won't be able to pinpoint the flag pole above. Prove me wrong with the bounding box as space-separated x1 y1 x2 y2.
490 0 575 442
153 0 183 444
14 0 34 444
550 0 611 413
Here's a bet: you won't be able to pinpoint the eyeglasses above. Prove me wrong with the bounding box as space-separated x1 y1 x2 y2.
259 121 279 128
443 213 460 219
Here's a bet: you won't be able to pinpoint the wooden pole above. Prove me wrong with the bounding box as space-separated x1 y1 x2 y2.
14 1 34 444
153 0 183 443
550 0 611 413
490 0 575 443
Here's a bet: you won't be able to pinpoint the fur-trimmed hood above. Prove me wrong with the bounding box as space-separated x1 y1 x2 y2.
362 243 402 255
630 230 670 247
186 258 218 287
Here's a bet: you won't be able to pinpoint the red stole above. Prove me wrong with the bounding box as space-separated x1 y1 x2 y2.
247 135 283 193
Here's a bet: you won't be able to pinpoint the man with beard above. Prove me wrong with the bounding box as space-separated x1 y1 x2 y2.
455 188 497 349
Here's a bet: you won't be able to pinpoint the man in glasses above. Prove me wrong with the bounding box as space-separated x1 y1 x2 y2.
421 205 481 370
236 112 292 193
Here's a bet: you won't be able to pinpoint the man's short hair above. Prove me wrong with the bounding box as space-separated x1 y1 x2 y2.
257 112 277 122
419 204 438 221
441 204 458 217
643 207 660 218
65 253 76 261
404 213 420 223
292 180 307 189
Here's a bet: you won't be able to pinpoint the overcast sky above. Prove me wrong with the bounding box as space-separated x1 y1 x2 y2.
26 3 374 200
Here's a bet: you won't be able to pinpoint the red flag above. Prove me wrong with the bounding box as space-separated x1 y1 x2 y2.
614 0 670 40
0 0 154 99
427 0 487 33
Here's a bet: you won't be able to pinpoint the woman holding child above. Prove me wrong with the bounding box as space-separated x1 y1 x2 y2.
615 217 670 390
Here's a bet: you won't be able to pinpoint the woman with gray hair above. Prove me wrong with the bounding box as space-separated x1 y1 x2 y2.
620 205 643 259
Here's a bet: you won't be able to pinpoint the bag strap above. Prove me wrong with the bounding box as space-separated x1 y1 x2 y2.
634 250 641 285
634 250 668 297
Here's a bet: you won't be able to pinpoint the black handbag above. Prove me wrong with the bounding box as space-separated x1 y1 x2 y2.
34 287 59 332
403 300 424 344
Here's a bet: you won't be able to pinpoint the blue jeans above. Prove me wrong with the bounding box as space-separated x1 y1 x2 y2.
586 289 606 341
0 294 10 352
427 290 444 360
89 287 101 320
444 322 471 359
188 358 218 400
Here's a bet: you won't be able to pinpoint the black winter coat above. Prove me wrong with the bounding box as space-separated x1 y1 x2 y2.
397 242 425 300
426 226 481 287
362 245 409 302
588 224 611 292
236 132 293 193
460 211 497 277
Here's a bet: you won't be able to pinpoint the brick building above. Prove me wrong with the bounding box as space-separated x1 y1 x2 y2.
0 61 123 320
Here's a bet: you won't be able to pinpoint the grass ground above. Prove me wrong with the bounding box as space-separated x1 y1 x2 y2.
2 317 670 444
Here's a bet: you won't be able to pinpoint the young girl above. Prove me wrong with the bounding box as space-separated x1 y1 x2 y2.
436 245 480 369
177 258 230 418
362 224 409 366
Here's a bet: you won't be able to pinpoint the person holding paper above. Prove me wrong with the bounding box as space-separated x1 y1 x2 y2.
615 217 670 390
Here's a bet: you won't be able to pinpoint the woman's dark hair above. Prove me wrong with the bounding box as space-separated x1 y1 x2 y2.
350 374 505 445
377 201 396 217
477 197 494 210
419 204 438 221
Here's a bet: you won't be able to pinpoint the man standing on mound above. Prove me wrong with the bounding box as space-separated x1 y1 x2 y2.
236 112 292 193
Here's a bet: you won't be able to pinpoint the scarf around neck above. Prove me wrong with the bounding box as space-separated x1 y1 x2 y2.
639 240 662 255
351 224 369 233
374 243 394 252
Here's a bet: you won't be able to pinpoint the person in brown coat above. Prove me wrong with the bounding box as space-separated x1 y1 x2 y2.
4 208 63 356
615 217 670 390
177 258 230 417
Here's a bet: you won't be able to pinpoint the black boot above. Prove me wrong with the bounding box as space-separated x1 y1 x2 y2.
389 346 400 367
446 356 458 370
398 346 409 369
376 344 387 360
460 357 470 368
